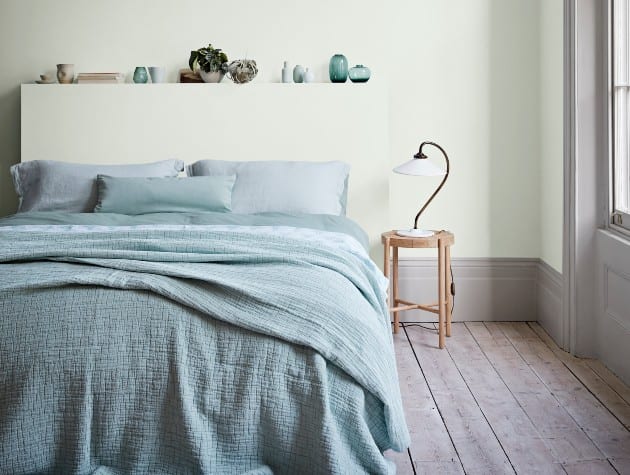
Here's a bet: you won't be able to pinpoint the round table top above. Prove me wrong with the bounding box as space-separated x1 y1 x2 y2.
381 230 454 248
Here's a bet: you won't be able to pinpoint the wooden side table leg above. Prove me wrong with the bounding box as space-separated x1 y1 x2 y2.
384 239 394 332
383 238 390 281
446 244 452 338
393 246 399 334
438 240 446 349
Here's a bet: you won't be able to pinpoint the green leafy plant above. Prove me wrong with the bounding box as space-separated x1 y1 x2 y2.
188 44 229 73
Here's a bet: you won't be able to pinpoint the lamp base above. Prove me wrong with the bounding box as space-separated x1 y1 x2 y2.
395 229 435 238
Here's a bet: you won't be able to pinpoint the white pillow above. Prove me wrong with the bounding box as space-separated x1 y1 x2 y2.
11 159 184 213
186 160 350 215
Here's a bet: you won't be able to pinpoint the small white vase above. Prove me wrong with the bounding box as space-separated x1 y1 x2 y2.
293 65 304 83
199 70 225 83
282 61 292 83
303 68 315 83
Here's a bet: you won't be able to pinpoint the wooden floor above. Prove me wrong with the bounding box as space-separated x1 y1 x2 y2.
386 322 630 475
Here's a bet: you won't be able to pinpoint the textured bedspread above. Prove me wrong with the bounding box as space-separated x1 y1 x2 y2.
0 217 408 474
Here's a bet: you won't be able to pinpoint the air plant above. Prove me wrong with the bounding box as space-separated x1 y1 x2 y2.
227 59 258 84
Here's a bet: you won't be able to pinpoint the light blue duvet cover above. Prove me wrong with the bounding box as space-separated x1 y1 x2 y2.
0 212 409 474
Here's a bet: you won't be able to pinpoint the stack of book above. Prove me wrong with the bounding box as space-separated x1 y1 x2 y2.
77 73 124 84
179 69 203 83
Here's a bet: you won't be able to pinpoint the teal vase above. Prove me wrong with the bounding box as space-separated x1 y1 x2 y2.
133 67 148 84
348 65 371 83
329 54 348 83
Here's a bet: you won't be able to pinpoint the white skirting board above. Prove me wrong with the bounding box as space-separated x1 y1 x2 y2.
390 258 563 329
537 260 564 346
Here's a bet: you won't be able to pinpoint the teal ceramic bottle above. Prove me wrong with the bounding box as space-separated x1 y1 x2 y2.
133 67 148 84
329 54 348 83
348 65 371 83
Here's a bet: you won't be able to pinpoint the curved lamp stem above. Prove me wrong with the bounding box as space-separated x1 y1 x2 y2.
413 141 450 230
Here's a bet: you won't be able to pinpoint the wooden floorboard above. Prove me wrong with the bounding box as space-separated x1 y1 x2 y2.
585 359 630 406
391 329 463 474
445 323 564 474
392 322 630 475
404 324 513 475
529 322 630 431
505 323 630 461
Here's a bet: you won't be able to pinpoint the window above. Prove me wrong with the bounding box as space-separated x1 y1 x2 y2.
613 0 630 230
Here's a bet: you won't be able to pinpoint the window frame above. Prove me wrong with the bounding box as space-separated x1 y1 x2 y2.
612 0 630 234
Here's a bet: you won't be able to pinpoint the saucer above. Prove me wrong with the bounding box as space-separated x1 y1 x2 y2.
36 79 56 84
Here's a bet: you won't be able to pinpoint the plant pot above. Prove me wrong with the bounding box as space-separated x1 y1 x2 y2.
199 70 225 83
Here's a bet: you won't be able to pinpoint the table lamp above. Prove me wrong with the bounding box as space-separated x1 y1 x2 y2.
393 141 450 237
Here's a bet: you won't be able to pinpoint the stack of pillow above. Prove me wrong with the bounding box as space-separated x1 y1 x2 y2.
10 159 351 216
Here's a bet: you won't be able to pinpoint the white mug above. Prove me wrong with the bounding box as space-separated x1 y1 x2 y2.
148 66 166 83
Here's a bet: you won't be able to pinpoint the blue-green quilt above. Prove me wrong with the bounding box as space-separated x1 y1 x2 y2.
0 212 409 474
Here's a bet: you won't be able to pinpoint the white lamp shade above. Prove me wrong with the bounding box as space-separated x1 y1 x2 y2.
393 157 446 176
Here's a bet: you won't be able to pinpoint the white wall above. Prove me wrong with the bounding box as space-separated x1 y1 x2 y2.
0 0 563 269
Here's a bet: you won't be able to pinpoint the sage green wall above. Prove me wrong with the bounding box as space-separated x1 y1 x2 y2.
0 0 387 216
0 0 564 271
539 0 564 273
389 0 542 261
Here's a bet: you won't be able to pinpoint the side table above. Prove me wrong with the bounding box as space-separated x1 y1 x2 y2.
381 230 455 349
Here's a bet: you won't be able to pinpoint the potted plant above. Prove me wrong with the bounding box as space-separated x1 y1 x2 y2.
188 44 229 83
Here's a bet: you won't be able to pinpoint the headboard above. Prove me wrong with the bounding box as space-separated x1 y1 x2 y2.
21 83 389 263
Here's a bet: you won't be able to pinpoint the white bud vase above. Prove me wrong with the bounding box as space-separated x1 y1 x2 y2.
303 68 315 83
282 61 292 83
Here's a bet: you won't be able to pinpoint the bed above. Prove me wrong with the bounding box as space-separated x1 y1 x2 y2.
0 198 409 473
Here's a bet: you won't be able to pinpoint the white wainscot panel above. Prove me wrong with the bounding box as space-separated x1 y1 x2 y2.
597 230 630 385
606 267 630 332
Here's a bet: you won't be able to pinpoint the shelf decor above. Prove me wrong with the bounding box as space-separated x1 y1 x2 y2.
188 44 229 83
348 65 371 83
56 64 74 84
133 67 148 84
282 61 292 83
329 54 348 83
293 65 305 83
227 59 258 84
179 69 203 83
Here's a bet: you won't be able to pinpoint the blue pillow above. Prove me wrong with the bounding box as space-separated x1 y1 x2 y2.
94 175 236 214
11 159 185 213
186 160 350 216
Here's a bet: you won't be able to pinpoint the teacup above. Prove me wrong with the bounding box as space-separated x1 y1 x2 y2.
40 74 52 82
